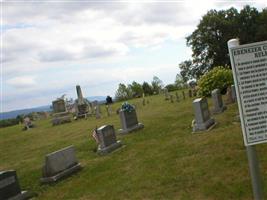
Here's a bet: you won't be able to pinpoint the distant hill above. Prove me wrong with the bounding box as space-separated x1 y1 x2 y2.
0 96 107 120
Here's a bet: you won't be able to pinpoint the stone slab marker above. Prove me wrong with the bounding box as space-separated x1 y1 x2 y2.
40 146 82 184
0 170 32 200
231 84 236 102
211 89 226 114
192 98 216 132
51 99 71 126
96 125 122 155
182 91 185 100
226 86 235 104
118 109 144 134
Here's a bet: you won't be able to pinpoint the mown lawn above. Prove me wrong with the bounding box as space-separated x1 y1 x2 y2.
1 91 267 199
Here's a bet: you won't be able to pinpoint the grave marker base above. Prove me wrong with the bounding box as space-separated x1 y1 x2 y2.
97 141 122 155
40 163 82 184
118 123 144 134
8 190 32 200
192 118 216 133
212 106 227 114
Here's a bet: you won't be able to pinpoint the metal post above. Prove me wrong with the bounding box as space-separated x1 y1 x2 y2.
246 145 263 200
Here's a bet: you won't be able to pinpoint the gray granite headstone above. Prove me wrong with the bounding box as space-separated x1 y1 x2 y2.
96 125 122 155
40 146 81 184
231 85 236 102
76 85 90 118
211 89 226 114
118 109 144 134
51 99 71 126
0 170 32 200
226 86 234 104
95 105 101 119
192 98 216 132
52 99 66 113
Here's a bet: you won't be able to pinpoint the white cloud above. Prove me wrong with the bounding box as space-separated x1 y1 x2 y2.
6 76 36 88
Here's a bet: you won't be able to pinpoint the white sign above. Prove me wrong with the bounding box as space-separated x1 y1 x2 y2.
228 40 267 146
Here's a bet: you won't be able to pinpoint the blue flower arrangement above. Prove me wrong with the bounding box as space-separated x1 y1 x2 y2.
121 102 135 113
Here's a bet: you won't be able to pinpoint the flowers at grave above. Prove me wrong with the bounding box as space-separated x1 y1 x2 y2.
121 102 135 113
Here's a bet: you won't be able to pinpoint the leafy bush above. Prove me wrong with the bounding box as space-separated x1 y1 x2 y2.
197 66 233 97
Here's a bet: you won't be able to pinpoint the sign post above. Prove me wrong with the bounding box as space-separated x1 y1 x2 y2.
228 39 267 199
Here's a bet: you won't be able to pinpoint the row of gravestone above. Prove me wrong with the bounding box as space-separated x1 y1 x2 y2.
192 85 236 132
1 108 144 200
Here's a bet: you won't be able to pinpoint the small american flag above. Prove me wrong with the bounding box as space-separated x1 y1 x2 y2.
92 128 99 144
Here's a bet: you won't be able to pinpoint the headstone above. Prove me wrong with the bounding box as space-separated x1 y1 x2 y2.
23 117 34 130
0 170 32 200
106 105 111 116
226 86 235 104
142 93 146 106
76 85 90 118
118 109 144 134
175 92 179 102
95 105 101 119
211 89 226 114
164 88 170 100
170 95 174 103
231 84 236 102
192 98 216 132
95 125 122 155
51 99 71 126
188 89 192 98
40 146 81 184
182 91 185 100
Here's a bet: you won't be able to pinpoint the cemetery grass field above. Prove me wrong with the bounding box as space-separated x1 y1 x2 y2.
1 91 267 200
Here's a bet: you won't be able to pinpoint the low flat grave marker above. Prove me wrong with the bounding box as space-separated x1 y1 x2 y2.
40 145 81 184
192 98 216 132
0 170 32 200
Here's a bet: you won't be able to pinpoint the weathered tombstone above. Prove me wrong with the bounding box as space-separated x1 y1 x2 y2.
95 105 101 119
76 85 90 118
170 95 174 103
188 89 192 98
211 89 226 114
226 86 235 104
118 109 144 134
23 117 34 130
51 99 71 126
182 91 185 100
0 170 32 200
142 93 146 106
192 98 216 132
164 88 170 100
40 146 81 184
175 92 179 102
231 84 236 102
95 125 122 155
106 105 111 117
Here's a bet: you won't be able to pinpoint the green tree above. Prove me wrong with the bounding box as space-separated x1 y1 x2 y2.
185 6 267 79
129 81 143 97
151 76 163 94
115 83 131 101
142 82 153 95
175 74 187 89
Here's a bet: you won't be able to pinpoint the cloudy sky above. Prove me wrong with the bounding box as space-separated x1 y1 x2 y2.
2 0 266 112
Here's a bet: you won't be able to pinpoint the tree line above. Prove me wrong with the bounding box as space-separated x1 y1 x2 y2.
114 75 188 101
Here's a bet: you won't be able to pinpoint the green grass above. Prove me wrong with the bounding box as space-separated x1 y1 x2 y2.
1 91 267 199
